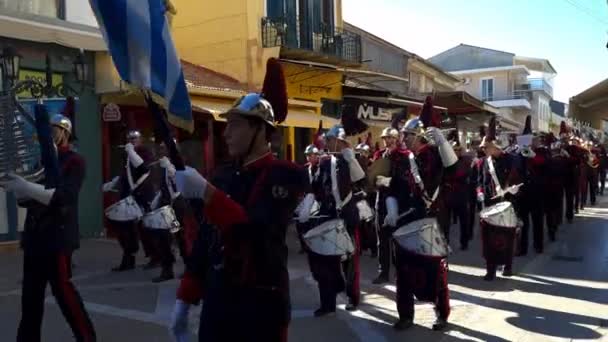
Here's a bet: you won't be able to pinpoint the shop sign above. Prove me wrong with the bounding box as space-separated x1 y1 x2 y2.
102 103 121 122
356 103 397 122
283 62 342 102
17 70 63 98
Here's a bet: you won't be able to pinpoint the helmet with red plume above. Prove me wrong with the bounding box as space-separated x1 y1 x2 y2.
221 58 287 130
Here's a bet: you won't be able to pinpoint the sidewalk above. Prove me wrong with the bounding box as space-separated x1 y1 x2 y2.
0 196 606 341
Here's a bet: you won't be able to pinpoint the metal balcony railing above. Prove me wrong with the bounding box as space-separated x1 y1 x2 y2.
515 78 553 97
261 16 362 64
483 91 533 102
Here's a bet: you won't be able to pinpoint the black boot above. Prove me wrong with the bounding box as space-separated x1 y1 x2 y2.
152 265 174 283
432 317 448 331
314 307 336 317
393 319 413 331
502 265 513 277
372 273 389 285
112 254 135 272
143 258 160 270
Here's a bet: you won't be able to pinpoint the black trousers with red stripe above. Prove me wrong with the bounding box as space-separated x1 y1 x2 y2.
18 251 96 342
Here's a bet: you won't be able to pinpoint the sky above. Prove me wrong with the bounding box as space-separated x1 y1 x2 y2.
343 0 608 103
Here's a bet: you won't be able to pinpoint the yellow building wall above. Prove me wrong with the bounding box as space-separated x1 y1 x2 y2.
172 0 279 90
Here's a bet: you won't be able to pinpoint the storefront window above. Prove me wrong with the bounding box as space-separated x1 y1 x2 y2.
0 0 61 19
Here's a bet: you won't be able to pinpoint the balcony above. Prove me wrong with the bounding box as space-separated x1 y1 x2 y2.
485 91 532 110
262 16 362 66
516 78 553 97
0 0 65 20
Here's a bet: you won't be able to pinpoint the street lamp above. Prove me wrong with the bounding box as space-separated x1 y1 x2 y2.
0 46 21 90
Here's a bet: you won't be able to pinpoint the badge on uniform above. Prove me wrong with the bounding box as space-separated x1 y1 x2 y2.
272 185 288 199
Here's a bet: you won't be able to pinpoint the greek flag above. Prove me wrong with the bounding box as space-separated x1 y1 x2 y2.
88 0 193 131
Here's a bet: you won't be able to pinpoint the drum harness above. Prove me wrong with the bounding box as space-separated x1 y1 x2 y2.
126 156 149 210
408 152 440 210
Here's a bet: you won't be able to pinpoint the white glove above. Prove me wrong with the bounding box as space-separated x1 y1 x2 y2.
175 166 208 200
0 174 55 206
383 196 399 227
125 143 144 167
505 184 523 196
102 176 120 192
376 176 392 188
477 192 485 203
428 127 458 167
426 127 446 145
341 147 356 163
297 193 315 223
342 147 365 182
169 299 190 342
160 157 177 177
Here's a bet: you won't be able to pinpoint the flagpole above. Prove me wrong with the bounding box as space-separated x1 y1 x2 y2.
143 89 186 171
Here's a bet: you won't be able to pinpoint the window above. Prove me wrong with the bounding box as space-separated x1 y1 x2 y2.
481 78 494 101
0 0 62 18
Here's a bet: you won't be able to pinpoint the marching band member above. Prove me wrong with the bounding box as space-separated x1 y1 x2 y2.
568 132 587 213
467 127 486 240
542 133 565 241
355 133 377 257
560 122 581 222
371 118 414 285
517 116 547 255
103 130 157 272
145 141 183 282
442 131 472 250
399 96 457 331
2 114 96 342
599 145 607 196
169 59 309 342
476 116 523 281
295 144 322 254
301 123 366 316
586 140 600 206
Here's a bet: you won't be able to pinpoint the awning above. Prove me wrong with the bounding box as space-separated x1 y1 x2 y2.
0 12 106 51
427 91 499 115
343 95 448 111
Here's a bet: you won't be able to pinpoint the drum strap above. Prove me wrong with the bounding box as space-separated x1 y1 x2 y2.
126 158 150 192
408 153 440 208
330 155 352 211
308 164 320 184
487 157 504 197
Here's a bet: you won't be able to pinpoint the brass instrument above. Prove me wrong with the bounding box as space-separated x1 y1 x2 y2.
520 146 534 158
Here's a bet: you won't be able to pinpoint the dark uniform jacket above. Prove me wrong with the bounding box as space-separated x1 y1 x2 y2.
119 145 155 212
476 152 522 206
372 147 423 226
312 155 359 231
20 146 85 254
177 153 308 326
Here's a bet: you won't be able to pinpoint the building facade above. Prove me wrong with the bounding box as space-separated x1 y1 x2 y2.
429 44 557 134
0 1 106 241
170 0 358 162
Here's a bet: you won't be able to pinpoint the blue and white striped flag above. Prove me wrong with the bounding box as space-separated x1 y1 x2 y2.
88 0 193 131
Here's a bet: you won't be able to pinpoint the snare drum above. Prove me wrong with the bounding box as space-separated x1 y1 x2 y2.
303 219 354 256
142 205 181 233
480 201 517 228
392 218 450 257
105 196 143 222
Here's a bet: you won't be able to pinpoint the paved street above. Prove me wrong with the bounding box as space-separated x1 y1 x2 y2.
0 197 607 342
